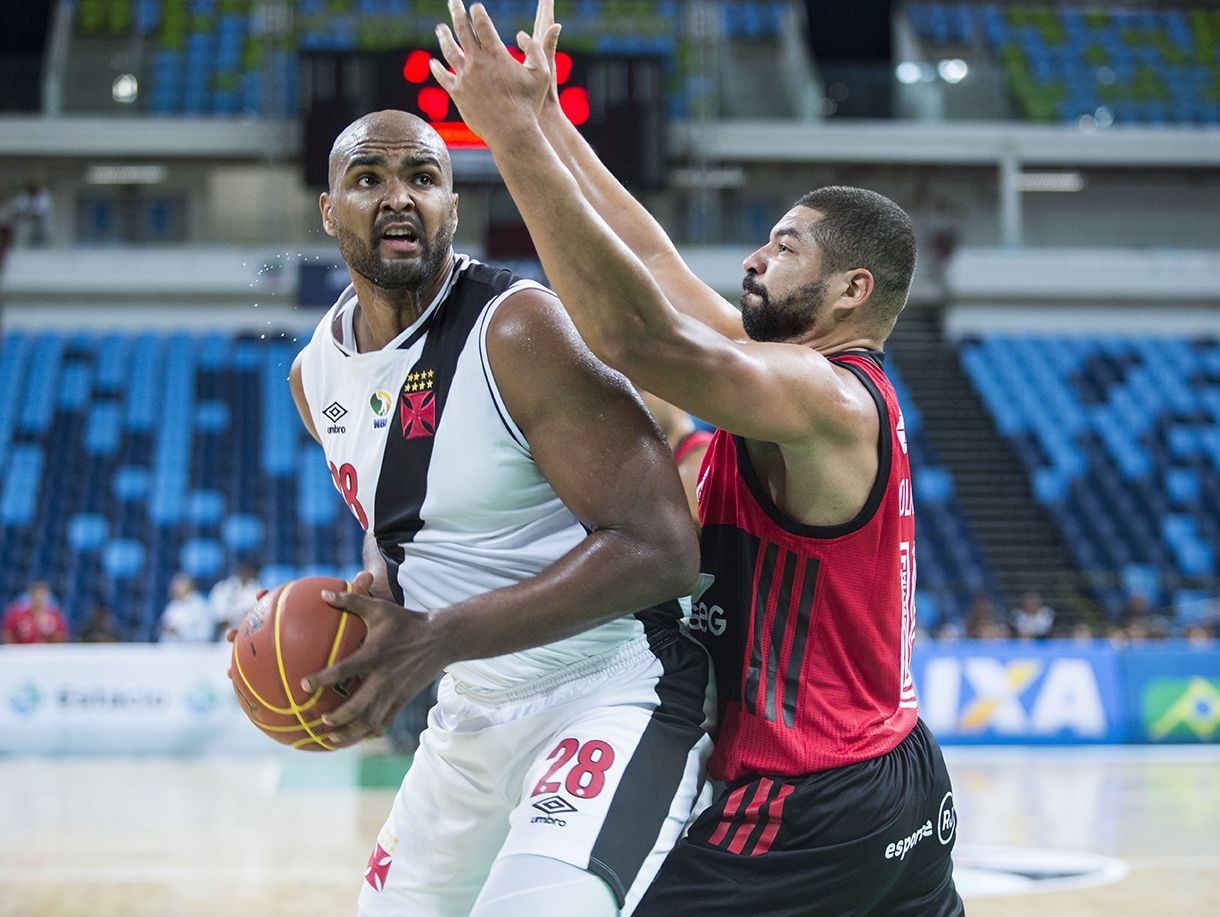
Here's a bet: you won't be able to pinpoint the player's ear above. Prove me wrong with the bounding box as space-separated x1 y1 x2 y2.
831 268 874 322
320 191 336 237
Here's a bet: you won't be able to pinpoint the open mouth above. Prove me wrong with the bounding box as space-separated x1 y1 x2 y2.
381 224 420 252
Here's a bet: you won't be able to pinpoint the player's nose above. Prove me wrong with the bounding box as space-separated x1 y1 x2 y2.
742 245 766 275
380 177 414 212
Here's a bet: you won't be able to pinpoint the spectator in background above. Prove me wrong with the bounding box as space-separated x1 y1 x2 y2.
1010 590 1055 641
1117 592 1171 642
79 600 123 643
157 573 213 643
964 592 1011 640
14 181 52 247
208 563 262 640
3 581 69 644
0 186 17 273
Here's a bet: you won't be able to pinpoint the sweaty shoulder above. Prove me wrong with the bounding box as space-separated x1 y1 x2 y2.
485 287 638 436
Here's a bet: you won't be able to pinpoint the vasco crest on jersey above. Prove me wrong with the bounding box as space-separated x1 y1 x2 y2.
400 368 436 440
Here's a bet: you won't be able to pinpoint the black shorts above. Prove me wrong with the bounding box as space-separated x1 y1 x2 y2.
634 719 964 917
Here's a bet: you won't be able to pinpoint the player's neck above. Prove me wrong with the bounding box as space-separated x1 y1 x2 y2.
809 328 882 357
349 255 454 352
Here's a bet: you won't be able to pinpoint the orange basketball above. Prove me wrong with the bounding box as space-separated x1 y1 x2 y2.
228 576 367 751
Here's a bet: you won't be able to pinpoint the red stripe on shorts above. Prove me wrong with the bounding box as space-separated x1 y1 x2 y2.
707 782 751 847
727 777 775 855
750 783 795 855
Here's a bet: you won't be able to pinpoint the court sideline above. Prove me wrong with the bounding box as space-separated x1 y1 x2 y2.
0 746 1216 916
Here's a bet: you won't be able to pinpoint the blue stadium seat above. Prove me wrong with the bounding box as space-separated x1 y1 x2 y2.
181 538 225 580
187 490 226 527
68 514 110 552
223 514 265 554
103 539 146 579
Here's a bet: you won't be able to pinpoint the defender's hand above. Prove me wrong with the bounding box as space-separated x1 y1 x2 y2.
301 571 446 745
528 0 563 116
431 0 560 142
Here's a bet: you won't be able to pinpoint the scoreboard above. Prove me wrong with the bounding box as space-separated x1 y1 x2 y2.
303 48 665 189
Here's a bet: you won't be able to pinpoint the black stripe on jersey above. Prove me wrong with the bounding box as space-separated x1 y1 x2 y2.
586 634 710 907
743 538 777 718
731 353 891 540
373 262 522 565
782 558 819 728
764 552 799 724
476 297 528 451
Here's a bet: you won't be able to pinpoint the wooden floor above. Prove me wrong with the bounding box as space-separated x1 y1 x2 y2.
0 746 1216 916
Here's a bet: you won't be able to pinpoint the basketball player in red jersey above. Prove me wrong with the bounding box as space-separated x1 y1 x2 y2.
432 3 964 913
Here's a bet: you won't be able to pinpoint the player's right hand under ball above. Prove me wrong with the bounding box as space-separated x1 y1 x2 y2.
301 571 447 746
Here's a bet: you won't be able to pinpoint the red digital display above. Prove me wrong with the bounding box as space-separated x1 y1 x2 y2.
398 48 588 148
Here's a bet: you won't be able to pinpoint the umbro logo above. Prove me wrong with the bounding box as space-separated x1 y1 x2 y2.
532 795 577 815
530 794 576 827
323 401 349 435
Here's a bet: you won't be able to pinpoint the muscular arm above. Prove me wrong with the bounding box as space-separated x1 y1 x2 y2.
432 5 871 448
307 289 699 742
289 352 321 444
531 3 743 340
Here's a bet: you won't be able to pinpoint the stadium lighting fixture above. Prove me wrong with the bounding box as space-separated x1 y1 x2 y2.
112 73 138 104
1016 171 1085 193
895 62 922 85
937 59 969 84
85 165 168 185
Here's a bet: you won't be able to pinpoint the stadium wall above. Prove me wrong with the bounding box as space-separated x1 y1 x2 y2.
0 641 1215 754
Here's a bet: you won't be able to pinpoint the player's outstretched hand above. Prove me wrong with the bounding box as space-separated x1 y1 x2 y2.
431 0 560 143
302 571 446 746
530 0 562 116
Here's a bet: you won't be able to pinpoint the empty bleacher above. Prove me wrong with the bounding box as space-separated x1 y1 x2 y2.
962 334 1220 623
66 0 796 119
0 329 365 641
906 3 1220 125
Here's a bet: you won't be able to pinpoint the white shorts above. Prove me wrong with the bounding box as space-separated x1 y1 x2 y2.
357 631 714 917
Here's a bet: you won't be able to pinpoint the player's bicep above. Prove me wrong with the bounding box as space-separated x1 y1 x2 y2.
652 253 746 340
487 292 692 537
612 313 862 446
290 353 321 444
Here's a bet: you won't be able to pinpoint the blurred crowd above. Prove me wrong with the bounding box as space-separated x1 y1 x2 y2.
1 564 261 646
4 574 1217 648
928 590 1219 646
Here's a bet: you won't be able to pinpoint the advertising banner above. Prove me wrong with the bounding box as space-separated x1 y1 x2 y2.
912 641 1128 744
0 643 273 754
1121 645 1220 743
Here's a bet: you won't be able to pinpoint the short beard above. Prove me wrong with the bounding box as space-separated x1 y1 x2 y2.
335 220 456 292
739 274 829 342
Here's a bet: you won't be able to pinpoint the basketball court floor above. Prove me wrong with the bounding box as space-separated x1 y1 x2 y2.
1 745 1216 916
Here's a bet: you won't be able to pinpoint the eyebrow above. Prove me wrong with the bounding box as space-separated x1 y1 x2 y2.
773 225 805 242
343 153 445 175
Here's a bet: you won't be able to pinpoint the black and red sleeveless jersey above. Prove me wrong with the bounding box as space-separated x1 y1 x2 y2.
692 351 918 781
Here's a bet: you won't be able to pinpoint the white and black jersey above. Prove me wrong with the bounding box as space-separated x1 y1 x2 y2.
298 255 681 690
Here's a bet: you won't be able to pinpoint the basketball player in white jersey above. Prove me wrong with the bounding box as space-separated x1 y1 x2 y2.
288 110 714 916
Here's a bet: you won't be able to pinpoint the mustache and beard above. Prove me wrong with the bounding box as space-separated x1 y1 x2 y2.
739 272 830 343
334 213 456 292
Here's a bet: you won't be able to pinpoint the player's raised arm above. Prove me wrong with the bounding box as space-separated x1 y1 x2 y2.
526 0 743 340
432 2 876 447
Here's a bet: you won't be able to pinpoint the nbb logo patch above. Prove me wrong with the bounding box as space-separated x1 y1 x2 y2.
919 655 1109 738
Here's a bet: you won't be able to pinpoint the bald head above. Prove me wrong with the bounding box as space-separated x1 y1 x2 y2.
328 110 453 191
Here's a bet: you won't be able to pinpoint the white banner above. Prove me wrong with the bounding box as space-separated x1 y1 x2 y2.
0 643 283 754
